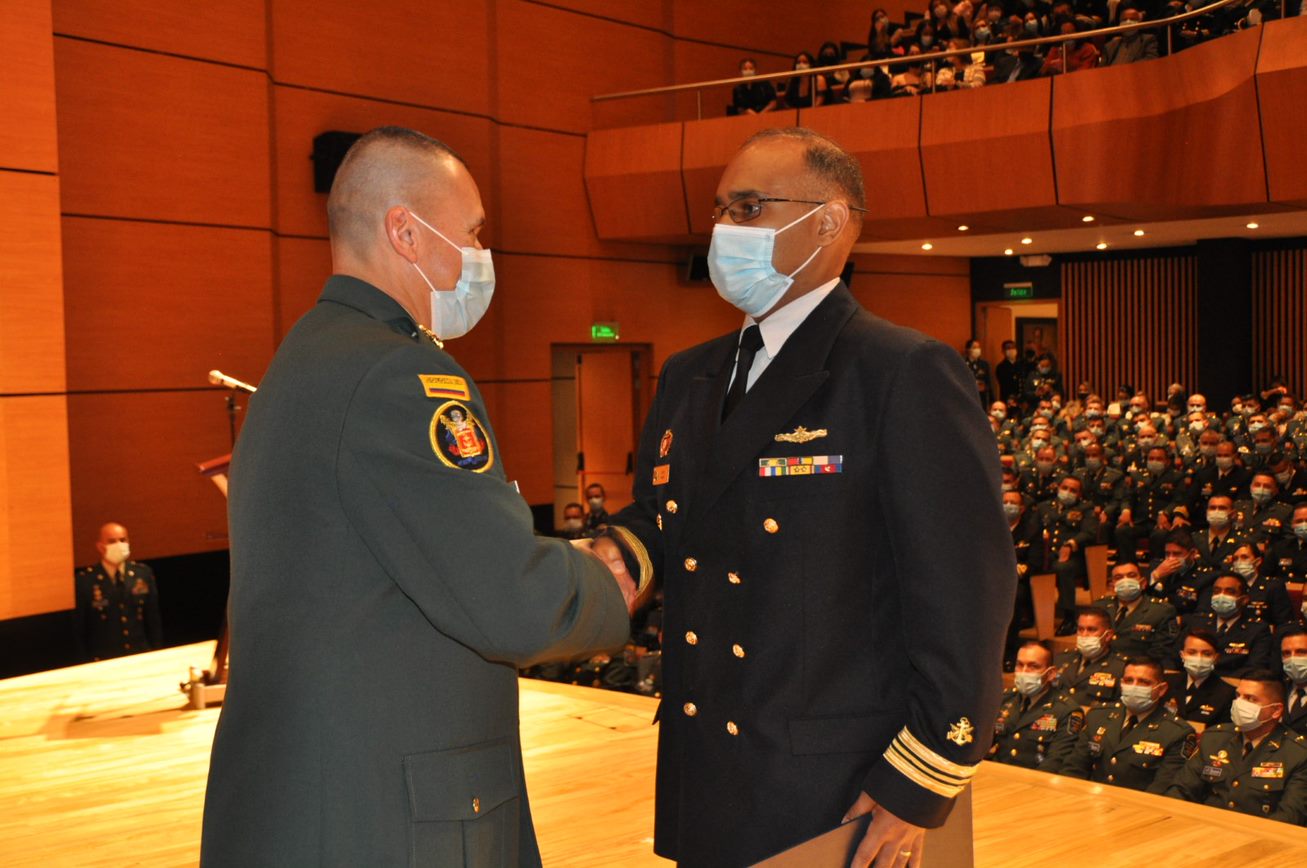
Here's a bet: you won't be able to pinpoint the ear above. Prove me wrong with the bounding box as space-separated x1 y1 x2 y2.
816 201 851 246
385 206 420 263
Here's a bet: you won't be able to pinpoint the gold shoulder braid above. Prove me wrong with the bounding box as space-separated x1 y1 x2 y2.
417 324 444 349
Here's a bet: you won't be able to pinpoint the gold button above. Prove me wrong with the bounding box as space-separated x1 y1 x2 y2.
683 702 698 717
1232 780 1239 788
1228 801 1236 808
666 499 678 513
120 616 127 623
726 721 739 736
732 643 745 658
1264 784 1271 791
763 518 779 534
1013 733 1021 740
472 798 480 814
727 571 742 585
684 557 698 572
1109 757 1117 765
1107 774 1115 783
1010 749 1018 757
685 631 698 645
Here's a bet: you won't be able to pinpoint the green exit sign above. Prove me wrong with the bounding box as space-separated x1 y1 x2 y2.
591 322 620 342
1003 282 1034 300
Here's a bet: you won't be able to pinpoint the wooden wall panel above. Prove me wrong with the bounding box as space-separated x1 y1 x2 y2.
0 0 58 173
528 0 671 30
477 380 553 504
1251 248 1307 401
54 39 271 227
681 110 799 236
1061 256 1199 405
849 270 972 349
61 218 275 392
0 172 66 395
67 391 235 561
275 236 332 343
665 39 772 125
268 0 491 116
52 0 268 69
585 122 688 241
498 0 672 134
270 85 497 242
0 396 74 620
1256 16 1307 207
920 79 1064 224
671 1 903 58
1053 25 1267 220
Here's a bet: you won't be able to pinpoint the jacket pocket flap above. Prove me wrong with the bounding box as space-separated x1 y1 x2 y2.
789 712 897 756
404 738 518 822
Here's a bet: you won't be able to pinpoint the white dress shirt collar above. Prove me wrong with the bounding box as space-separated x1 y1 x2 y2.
742 278 841 361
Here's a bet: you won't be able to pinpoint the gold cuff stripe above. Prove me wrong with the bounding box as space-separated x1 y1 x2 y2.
888 742 965 791
884 743 967 799
607 526 653 594
896 727 980 780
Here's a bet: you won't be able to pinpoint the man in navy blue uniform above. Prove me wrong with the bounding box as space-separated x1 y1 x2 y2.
599 128 1015 867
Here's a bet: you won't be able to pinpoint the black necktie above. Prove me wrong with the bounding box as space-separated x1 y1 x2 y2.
722 326 764 420
1293 687 1306 715
1242 739 1255 759
1121 715 1136 737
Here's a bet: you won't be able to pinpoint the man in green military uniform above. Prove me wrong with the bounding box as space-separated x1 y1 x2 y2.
73 521 162 661
1059 657 1197 792
989 642 1084 771
201 127 636 867
1094 561 1179 659
1166 671 1307 824
1037 474 1100 635
1052 606 1127 706
1234 470 1293 550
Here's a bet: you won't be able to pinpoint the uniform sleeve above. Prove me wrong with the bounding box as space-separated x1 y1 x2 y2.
607 361 672 585
72 573 91 660
1246 623 1274 672
859 341 1018 828
1072 511 1099 550
1146 724 1197 794
1039 706 1084 773
1055 719 1095 780
335 346 631 668
1271 749 1307 824
143 567 163 649
1147 604 1180 660
1164 733 1213 803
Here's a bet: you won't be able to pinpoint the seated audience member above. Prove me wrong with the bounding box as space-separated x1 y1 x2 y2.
728 57 777 115
1021 444 1065 504
1195 494 1245 579
781 51 827 108
1094 561 1179 659
1023 352 1065 406
1004 490 1043 667
1266 503 1307 584
1102 6 1160 64
1053 606 1129 705
1179 573 1274 677
1043 18 1100 74
1059 656 1197 792
1270 452 1307 505
1199 542 1295 628
992 33 1044 84
815 41 849 103
1076 442 1126 536
1038 475 1100 634
583 482 609 536
935 39 987 89
73 521 162 661
1168 629 1236 728
556 502 586 540
1147 529 1205 613
1115 445 1187 562
989 642 1085 771
845 52 892 102
889 46 930 96
1281 627 1307 736
1166 671 1307 825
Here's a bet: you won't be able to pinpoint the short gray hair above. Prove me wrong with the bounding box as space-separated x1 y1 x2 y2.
741 127 866 220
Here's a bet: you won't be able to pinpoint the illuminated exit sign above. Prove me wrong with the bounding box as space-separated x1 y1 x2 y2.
1003 282 1034 300
591 322 620 342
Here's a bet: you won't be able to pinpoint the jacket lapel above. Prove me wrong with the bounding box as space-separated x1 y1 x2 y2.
689 286 858 520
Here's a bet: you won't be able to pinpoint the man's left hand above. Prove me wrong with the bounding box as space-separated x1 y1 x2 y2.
842 792 925 867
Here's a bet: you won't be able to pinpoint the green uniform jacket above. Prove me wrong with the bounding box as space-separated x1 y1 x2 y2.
1094 595 1179 660
1059 702 1197 793
200 276 630 867
988 688 1084 771
1052 649 1127 706
1166 722 1307 824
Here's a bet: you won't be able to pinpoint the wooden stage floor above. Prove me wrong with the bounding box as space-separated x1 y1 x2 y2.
2 643 1304 866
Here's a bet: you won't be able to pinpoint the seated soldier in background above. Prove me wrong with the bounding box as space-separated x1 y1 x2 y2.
1179 573 1274 677
1053 606 1128 706
1059 657 1197 793
556 502 586 539
1146 529 1204 614
1281 627 1307 736
1021 443 1065 504
1270 452 1307 506
1188 436 1249 510
1198 541 1295 628
1076 441 1126 538
1234 470 1292 550
1167 629 1236 730
1003 490 1044 669
1039 474 1100 635
1115 445 1189 563
989 641 1084 772
1096 561 1179 659
1195 494 1244 582
1166 671 1307 825
1266 503 1307 586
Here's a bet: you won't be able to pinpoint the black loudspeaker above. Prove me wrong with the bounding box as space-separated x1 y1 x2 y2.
312 131 363 194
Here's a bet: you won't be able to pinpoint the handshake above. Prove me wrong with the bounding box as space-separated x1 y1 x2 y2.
571 535 645 615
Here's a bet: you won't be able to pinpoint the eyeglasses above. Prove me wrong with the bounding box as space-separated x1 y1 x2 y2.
713 195 868 224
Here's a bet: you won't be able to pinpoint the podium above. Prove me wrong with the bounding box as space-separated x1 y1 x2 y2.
182 452 233 708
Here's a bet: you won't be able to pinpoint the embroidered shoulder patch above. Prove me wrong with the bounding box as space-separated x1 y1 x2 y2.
429 401 494 472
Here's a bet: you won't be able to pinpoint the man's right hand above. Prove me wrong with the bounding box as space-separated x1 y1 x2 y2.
571 536 638 614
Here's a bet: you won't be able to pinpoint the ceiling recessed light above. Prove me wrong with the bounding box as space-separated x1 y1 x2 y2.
957 225 969 232
1133 229 1146 237
1082 215 1096 223
1246 222 1259 230
921 242 933 251
1004 248 1014 256
1096 242 1108 250
1020 237 1033 245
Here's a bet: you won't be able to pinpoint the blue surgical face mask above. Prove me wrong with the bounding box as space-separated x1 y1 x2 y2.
1211 593 1239 616
1231 559 1257 579
408 211 495 340
708 204 823 318
1230 697 1268 732
1120 683 1159 714
1284 656 1307 684
1014 670 1047 696
1115 578 1142 602
1002 502 1022 520
1182 654 1214 680
1294 522 1307 541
